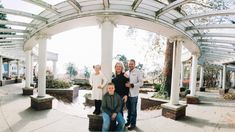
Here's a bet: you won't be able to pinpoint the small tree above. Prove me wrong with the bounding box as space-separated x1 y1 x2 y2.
66 63 78 79
84 66 90 79
114 54 128 71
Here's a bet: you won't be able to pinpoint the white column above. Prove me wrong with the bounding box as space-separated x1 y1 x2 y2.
53 61 57 78
25 50 32 88
233 72 235 88
199 66 204 88
8 62 11 77
30 54 34 84
0 56 3 80
189 54 198 96
222 64 227 90
180 62 184 88
101 18 114 82
170 40 182 105
219 69 223 88
37 34 48 97
17 60 20 78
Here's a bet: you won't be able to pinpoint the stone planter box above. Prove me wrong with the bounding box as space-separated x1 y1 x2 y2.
46 85 79 102
141 97 168 110
84 93 94 106
88 114 116 131
16 78 23 83
0 79 16 86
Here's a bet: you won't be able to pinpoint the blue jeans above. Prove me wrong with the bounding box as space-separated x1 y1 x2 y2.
126 96 138 126
102 112 125 132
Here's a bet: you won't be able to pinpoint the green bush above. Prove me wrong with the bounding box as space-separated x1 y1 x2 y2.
73 79 91 87
153 83 161 92
46 78 72 89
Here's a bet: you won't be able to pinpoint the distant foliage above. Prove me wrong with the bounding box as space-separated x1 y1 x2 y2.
66 63 78 79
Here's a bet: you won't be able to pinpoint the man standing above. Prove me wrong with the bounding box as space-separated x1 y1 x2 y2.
125 59 143 130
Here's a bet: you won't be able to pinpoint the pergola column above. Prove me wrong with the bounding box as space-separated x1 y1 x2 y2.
30 34 53 110
199 66 205 91
180 62 184 88
8 61 11 77
100 17 114 82
233 72 235 88
17 60 20 78
0 56 3 80
37 35 48 97
25 50 32 89
219 69 223 88
222 64 227 90
161 39 187 120
186 53 200 104
53 61 57 78
30 54 34 84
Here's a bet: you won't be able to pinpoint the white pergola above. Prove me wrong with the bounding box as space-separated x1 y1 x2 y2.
0 0 234 116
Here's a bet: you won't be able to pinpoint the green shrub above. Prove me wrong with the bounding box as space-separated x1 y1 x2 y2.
153 83 161 92
46 78 72 89
73 79 91 87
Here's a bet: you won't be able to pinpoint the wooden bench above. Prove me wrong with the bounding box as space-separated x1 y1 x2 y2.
87 114 116 131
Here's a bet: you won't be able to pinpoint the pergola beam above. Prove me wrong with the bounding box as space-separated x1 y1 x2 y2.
201 47 235 54
193 33 235 38
201 44 235 50
186 24 235 31
198 39 235 45
0 42 24 45
67 0 82 12
0 39 24 42
0 8 47 22
23 0 60 15
155 0 192 17
0 28 29 33
0 35 27 38
103 0 110 9
174 9 235 23
203 52 235 58
0 20 36 28
132 0 143 11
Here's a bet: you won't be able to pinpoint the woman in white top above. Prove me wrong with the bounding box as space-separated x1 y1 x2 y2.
89 65 107 115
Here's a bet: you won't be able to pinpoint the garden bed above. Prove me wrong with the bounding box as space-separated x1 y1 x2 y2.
141 97 168 110
46 85 79 102
0 79 21 86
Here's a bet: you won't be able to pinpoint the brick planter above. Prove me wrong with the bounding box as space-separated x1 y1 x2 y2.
22 87 34 95
200 87 205 92
186 95 200 104
46 85 79 102
141 98 168 110
16 78 23 83
161 103 187 120
0 80 17 86
30 95 54 110
87 114 116 131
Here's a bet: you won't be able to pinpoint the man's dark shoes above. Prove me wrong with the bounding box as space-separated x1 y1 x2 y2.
128 126 136 131
125 122 130 127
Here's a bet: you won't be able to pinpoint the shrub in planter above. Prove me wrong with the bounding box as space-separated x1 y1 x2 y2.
153 83 161 92
73 79 91 87
46 77 72 89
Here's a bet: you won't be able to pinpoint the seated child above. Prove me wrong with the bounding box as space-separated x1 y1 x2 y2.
101 83 125 132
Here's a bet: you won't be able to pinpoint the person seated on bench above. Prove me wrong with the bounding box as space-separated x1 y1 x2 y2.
101 83 125 132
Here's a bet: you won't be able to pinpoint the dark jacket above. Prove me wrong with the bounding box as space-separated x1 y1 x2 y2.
101 92 122 116
112 73 129 97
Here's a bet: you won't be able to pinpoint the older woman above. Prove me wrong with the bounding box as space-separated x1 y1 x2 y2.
89 65 108 115
112 62 129 116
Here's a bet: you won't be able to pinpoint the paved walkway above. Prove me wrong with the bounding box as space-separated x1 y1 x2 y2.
0 83 235 132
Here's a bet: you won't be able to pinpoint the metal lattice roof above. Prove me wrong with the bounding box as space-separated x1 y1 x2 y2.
0 0 235 66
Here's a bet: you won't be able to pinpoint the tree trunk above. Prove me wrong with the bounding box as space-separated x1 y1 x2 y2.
162 40 174 97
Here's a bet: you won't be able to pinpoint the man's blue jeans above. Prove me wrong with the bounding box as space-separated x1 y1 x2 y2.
126 96 138 127
102 112 125 132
